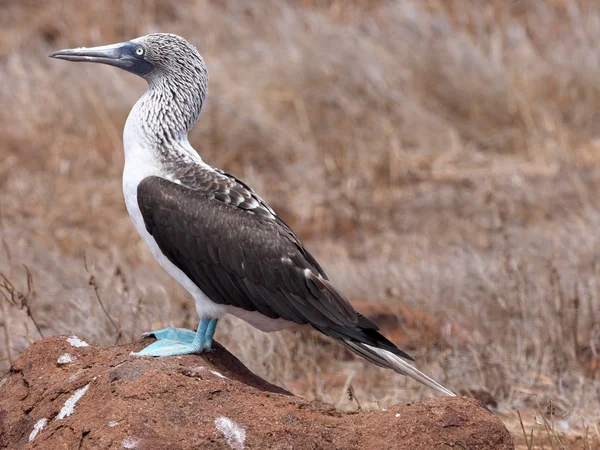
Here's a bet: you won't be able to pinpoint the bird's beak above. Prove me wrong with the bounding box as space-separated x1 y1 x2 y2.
50 41 154 77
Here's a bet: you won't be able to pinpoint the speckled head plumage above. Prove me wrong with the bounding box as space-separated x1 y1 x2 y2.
131 33 207 80
51 33 210 144
50 33 209 125
51 33 207 80
131 33 209 137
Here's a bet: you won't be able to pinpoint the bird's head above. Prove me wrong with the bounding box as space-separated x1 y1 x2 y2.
50 33 207 83
51 33 209 138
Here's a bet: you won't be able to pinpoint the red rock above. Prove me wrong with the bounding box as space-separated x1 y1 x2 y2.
0 335 513 449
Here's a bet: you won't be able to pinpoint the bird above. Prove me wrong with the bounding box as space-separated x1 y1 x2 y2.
50 33 455 397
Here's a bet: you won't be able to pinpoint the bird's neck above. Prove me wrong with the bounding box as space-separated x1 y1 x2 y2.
123 75 207 165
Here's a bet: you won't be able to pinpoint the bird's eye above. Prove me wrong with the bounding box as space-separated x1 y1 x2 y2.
135 47 145 56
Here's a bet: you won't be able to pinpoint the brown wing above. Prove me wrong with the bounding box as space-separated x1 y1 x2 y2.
137 175 412 359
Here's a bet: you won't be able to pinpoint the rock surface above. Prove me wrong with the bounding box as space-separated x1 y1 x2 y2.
0 335 513 449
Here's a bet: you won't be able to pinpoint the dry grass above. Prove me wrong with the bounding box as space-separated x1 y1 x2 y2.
1 0 600 446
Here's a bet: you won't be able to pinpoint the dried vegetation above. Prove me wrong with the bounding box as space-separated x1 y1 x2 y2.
1 0 600 447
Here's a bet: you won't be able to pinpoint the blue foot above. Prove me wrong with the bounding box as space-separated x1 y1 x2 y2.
131 319 219 357
130 339 202 357
141 327 196 344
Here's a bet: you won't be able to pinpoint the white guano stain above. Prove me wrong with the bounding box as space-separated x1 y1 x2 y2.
56 383 90 419
67 336 89 347
28 418 48 441
108 420 119 427
57 353 76 365
194 366 227 379
209 370 227 379
395 413 401 417
215 416 246 450
122 436 140 449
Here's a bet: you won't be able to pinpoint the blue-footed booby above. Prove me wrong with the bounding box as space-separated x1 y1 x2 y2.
50 33 455 396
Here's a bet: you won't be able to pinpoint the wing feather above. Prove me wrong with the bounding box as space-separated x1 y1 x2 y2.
137 175 411 359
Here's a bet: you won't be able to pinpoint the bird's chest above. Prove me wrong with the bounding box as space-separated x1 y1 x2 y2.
122 148 162 240
122 112 165 240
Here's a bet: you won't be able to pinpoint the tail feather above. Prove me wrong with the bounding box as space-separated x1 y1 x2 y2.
343 340 455 397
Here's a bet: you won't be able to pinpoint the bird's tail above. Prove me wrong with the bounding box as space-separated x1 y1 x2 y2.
343 340 456 397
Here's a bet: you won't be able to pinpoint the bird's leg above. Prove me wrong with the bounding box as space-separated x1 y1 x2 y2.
130 318 215 357
203 318 219 351
190 317 210 350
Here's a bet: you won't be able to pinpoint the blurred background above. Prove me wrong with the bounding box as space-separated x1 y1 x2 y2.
1 0 600 447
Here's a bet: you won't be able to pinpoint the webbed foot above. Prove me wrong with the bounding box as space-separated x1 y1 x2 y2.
141 327 196 344
131 318 219 357
130 339 201 357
